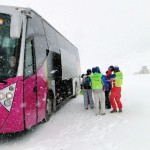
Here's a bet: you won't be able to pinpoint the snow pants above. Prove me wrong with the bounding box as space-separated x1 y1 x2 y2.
93 89 105 115
110 86 122 110
83 89 94 109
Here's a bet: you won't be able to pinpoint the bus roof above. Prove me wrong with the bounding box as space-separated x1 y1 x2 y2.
0 5 78 50
0 5 25 15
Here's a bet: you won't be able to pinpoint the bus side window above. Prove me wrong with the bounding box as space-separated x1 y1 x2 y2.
25 38 34 78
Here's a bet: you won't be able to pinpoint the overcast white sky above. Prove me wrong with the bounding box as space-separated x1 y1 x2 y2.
0 0 150 74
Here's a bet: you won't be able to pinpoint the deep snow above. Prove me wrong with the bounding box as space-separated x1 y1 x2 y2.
0 74 150 150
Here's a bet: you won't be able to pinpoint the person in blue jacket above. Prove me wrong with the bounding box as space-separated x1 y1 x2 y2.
104 71 112 109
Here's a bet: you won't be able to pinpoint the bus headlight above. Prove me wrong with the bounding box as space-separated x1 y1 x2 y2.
0 83 16 111
0 92 5 100
4 99 11 107
6 92 13 99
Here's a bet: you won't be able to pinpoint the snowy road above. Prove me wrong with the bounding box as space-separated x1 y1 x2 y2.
0 75 150 150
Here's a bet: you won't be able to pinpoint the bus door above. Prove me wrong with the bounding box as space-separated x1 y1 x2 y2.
24 37 37 129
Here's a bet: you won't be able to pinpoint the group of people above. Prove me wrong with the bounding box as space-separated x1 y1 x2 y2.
80 65 123 116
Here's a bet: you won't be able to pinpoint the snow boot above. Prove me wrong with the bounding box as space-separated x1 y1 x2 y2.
110 109 117 113
119 108 122 113
106 105 111 109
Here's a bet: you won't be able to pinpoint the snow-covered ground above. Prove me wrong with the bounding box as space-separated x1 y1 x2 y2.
0 1 150 150
0 74 150 150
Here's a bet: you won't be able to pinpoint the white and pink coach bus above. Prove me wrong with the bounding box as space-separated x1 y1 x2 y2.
0 5 81 133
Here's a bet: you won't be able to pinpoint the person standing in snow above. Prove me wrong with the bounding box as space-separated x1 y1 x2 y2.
108 66 123 113
104 71 112 109
90 67 108 115
82 69 94 109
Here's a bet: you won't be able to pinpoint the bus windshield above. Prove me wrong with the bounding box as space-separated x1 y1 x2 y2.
0 13 21 80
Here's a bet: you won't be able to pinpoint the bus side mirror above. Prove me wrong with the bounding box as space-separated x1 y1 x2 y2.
10 12 23 39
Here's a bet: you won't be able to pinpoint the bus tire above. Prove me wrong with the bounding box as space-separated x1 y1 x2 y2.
43 97 52 122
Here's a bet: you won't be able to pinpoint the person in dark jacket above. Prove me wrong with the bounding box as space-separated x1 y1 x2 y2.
82 69 94 109
104 71 112 109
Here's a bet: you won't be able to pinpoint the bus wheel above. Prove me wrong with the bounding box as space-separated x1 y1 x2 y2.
44 97 52 122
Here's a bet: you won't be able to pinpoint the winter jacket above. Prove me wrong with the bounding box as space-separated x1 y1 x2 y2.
82 75 92 89
108 71 123 87
104 75 112 91
90 73 108 91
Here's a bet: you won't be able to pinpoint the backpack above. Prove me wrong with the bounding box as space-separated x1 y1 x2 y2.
83 76 91 89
